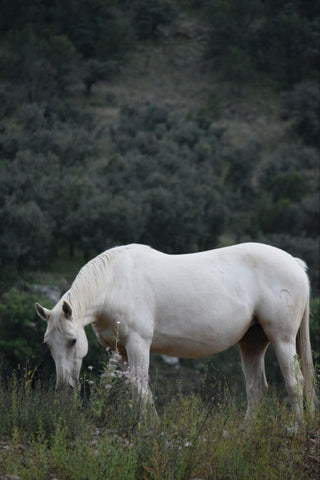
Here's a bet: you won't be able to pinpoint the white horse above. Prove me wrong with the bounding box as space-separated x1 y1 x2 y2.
35 243 317 420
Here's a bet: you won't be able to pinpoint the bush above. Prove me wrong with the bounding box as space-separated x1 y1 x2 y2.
310 297 320 354
132 0 177 39
205 1 318 87
0 200 53 271
105 104 230 253
280 82 320 146
257 144 317 188
0 288 51 378
267 172 307 202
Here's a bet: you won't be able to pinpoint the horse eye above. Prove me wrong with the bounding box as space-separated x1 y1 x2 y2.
69 338 77 347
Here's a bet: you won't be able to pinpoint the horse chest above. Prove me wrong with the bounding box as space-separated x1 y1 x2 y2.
91 318 119 349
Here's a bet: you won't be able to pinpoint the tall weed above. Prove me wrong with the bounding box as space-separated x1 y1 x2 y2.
0 370 319 480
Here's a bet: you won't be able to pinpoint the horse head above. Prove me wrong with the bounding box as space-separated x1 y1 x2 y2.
35 300 88 389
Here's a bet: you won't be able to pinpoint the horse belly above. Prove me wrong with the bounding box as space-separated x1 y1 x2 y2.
150 293 253 358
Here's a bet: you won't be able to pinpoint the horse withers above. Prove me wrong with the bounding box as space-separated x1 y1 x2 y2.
35 243 317 421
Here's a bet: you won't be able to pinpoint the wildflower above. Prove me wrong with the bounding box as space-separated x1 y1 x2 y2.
109 352 122 364
87 365 94 371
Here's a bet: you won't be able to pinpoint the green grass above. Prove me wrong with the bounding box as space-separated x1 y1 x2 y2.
0 368 319 480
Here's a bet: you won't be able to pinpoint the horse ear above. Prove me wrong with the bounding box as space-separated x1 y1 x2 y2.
62 301 72 319
35 303 51 322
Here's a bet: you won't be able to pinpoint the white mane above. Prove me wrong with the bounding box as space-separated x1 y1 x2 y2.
65 245 131 320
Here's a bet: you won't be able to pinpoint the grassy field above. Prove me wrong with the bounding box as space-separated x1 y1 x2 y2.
0 364 319 480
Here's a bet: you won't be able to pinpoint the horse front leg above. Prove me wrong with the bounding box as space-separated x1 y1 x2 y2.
125 332 156 418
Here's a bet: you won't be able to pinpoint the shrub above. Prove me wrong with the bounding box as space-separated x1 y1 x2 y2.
132 0 177 39
0 288 51 377
0 199 53 271
280 82 320 146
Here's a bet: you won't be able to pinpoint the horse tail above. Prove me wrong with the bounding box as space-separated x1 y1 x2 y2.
295 259 318 414
295 257 308 272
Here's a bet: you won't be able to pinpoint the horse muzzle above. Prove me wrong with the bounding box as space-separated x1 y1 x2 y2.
56 374 80 391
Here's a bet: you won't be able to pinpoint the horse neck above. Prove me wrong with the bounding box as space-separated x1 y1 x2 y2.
66 252 113 325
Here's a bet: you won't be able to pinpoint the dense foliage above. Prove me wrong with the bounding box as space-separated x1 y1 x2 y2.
204 0 318 88
0 97 318 283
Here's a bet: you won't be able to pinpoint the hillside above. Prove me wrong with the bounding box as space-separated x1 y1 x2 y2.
77 10 318 283
84 12 284 159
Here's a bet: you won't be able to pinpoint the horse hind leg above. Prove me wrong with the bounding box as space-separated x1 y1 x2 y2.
259 306 305 421
271 339 304 422
239 323 270 418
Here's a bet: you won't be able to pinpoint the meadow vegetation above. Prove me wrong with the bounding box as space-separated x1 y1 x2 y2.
0 363 319 480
